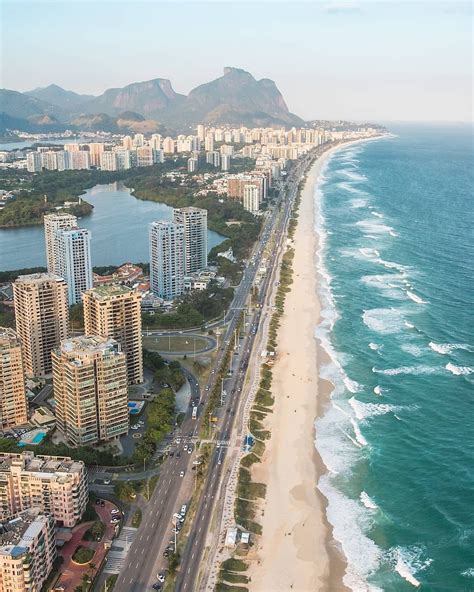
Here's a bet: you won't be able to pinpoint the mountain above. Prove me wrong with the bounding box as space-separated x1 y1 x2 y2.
25 84 94 111
176 67 303 127
84 78 184 118
2 67 304 133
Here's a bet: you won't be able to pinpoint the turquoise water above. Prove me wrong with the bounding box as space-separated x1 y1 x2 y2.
0 182 225 270
18 431 47 446
314 125 473 591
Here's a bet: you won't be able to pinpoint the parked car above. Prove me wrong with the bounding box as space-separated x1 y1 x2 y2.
179 470 185 478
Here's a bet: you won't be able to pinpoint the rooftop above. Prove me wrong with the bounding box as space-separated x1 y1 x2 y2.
0 326 20 348
59 334 120 356
88 284 134 299
0 451 84 477
0 508 48 550
14 272 65 285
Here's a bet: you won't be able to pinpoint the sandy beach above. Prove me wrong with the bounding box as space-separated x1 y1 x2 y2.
248 145 351 592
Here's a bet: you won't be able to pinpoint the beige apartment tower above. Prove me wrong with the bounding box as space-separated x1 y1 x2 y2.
43 212 77 273
0 451 88 526
0 328 28 430
83 285 143 384
13 273 69 377
0 508 56 592
52 335 129 446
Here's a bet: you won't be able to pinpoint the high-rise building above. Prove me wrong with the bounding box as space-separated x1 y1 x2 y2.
204 134 214 152
162 137 175 154
44 212 77 273
40 151 58 171
187 157 198 173
122 135 133 150
137 146 154 167
64 143 80 152
13 274 69 377
0 451 87 526
150 134 162 150
133 133 145 147
57 150 71 171
0 328 28 430
88 142 105 167
221 154 231 171
206 151 220 167
0 508 56 592
53 335 129 446
243 184 260 214
197 125 206 141
70 150 90 170
173 207 208 274
100 151 118 171
55 228 93 305
149 221 185 300
26 152 42 172
83 285 143 385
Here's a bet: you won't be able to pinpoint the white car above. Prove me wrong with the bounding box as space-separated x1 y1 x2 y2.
110 518 120 524
179 470 185 478
157 573 166 583
183 444 188 451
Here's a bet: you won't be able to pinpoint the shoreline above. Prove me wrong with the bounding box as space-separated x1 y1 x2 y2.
248 137 383 591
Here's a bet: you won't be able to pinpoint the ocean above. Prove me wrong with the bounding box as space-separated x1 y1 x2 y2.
314 124 474 591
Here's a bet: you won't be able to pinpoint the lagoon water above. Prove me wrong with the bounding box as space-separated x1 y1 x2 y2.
0 182 225 271
314 124 474 591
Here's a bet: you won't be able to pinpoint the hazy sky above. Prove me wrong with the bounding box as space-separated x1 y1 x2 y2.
1 1 472 122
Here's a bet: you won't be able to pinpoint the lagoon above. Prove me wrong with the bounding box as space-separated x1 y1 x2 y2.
0 182 225 271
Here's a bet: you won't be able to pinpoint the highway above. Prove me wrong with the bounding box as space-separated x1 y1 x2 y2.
112 151 316 592
174 153 314 591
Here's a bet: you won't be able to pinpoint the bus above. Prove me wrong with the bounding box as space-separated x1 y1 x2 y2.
192 406 198 419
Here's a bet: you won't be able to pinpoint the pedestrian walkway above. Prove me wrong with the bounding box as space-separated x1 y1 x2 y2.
103 527 138 574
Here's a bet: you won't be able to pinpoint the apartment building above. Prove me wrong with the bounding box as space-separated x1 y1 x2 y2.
13 274 69 377
173 207 208 274
0 508 56 592
0 451 87 526
243 184 260 214
83 285 143 384
0 328 28 430
44 213 78 273
149 221 185 300
52 335 129 446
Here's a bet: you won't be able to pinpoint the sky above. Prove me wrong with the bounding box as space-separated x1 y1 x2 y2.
1 1 472 122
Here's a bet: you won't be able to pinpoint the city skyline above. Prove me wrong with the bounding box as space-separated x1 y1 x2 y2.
1 1 472 122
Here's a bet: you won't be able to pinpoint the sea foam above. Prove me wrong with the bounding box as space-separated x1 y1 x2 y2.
406 290 428 304
373 365 439 376
445 363 474 376
360 491 378 510
363 308 407 334
429 342 473 354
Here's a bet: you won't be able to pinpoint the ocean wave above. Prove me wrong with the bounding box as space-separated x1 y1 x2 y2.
405 321 415 329
362 308 407 334
373 365 439 376
373 385 383 396
369 342 381 351
337 181 368 195
429 342 473 354
445 363 474 376
360 491 378 510
318 475 383 592
350 418 368 447
400 343 425 357
349 397 404 420
390 546 433 588
406 290 428 304
462 568 474 577
341 169 368 182
351 197 369 208
371 211 383 218
356 219 395 235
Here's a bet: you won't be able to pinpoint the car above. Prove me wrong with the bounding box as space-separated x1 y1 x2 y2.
103 479 111 485
175 437 181 444
187 447 192 454
218 459 222 465
110 518 120 524
157 573 166 583
176 452 181 458
111 509 121 516
169 451 174 457
152 584 162 590
130 424 139 430
180 504 187 515
100 500 105 507
192 460 202 465
183 444 188 451
95 498 101 505
179 470 185 478
163 550 170 557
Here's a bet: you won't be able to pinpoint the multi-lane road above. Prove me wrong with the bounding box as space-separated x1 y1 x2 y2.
113 151 316 592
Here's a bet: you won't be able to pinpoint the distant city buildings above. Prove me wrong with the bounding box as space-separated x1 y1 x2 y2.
52 335 129 446
0 328 28 430
0 508 56 592
149 221 185 300
221 154 231 171
83 285 143 385
13 274 69 377
173 207 208 274
0 451 88 527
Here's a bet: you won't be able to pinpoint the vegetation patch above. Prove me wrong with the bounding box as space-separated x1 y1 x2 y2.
72 546 95 565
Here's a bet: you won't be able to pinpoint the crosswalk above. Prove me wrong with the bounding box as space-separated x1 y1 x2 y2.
103 526 138 574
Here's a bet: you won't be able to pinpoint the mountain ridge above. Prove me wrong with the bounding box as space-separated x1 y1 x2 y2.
1 67 303 132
